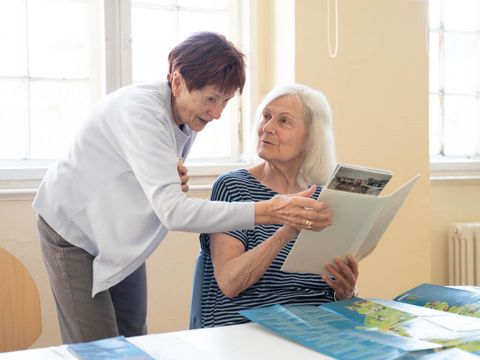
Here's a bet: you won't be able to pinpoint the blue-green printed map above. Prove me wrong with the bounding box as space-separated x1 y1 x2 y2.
240 284 480 359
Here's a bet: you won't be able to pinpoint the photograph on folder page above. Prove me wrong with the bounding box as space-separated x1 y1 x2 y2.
326 163 393 196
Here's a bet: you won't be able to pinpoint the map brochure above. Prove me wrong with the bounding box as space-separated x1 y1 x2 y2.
67 336 155 360
240 284 480 360
281 165 419 276
394 283 480 322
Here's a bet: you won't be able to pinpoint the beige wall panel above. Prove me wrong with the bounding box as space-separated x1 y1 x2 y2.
294 0 431 298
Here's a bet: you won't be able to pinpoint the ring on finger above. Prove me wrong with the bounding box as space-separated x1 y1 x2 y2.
305 219 312 229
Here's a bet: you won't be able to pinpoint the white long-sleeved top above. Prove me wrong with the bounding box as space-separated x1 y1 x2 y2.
33 81 255 296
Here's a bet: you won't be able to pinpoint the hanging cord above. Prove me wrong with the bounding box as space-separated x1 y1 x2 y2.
327 0 339 58
425 3 429 57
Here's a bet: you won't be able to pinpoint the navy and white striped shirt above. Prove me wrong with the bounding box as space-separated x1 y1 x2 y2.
199 169 335 328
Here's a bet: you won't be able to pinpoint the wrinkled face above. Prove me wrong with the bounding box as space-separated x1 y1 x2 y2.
171 72 235 132
257 95 308 166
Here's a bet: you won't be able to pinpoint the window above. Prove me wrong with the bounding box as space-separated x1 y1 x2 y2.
429 0 480 178
0 0 103 163
0 0 245 188
130 0 242 161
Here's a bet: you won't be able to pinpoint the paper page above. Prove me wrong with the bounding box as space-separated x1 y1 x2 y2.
281 174 419 276
281 189 383 275
356 175 420 260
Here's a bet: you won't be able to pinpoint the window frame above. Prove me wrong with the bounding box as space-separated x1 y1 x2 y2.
428 0 480 183
0 0 253 192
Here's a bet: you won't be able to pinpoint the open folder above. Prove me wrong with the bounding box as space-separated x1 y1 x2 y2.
281 174 420 275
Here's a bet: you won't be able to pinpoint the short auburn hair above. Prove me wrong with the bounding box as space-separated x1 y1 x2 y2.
167 32 246 94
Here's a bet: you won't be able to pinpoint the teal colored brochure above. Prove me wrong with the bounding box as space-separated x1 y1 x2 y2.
240 285 480 359
394 283 480 318
240 304 439 360
67 336 154 360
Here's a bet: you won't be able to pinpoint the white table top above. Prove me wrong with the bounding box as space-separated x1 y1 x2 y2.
0 323 333 359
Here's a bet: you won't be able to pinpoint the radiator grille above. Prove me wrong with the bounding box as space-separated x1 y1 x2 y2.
449 222 480 285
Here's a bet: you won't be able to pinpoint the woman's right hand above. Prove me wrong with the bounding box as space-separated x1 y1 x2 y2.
177 159 189 193
255 185 334 230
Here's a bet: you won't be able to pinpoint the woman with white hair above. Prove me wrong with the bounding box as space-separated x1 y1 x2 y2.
193 83 359 328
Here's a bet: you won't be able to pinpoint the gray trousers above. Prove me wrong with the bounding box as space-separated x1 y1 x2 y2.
37 215 147 344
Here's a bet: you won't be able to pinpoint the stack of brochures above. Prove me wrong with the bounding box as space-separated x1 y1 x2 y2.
241 284 480 359
281 163 419 276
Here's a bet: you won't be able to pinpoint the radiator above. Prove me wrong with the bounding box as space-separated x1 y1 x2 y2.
449 222 480 285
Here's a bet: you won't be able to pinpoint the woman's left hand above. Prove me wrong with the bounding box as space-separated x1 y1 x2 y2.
322 254 359 300
177 159 189 193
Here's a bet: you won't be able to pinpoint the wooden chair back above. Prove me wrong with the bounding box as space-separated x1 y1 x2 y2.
0 247 42 352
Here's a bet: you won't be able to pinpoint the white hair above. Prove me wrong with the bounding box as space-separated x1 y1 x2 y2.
245 84 337 185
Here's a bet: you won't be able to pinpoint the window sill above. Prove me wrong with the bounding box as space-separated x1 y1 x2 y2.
430 157 480 185
0 160 250 199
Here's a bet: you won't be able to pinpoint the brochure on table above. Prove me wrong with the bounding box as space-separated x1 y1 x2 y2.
240 284 480 359
67 336 154 359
